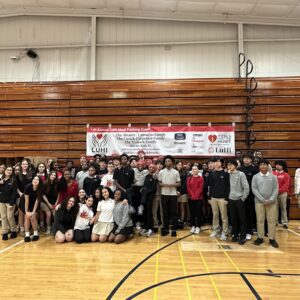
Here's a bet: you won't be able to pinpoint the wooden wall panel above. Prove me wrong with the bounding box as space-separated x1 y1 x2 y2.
0 77 299 218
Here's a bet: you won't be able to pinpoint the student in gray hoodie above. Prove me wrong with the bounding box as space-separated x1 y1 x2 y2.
227 159 249 245
252 159 279 248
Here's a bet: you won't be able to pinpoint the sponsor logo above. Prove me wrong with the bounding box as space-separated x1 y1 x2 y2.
208 134 217 143
175 133 186 140
91 133 108 154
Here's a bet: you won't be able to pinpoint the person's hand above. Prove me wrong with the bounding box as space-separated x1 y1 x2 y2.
263 200 269 206
8 205 13 210
26 211 32 218
51 205 56 210
122 199 128 205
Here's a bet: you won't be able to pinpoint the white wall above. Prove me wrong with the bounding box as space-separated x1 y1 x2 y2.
0 16 299 81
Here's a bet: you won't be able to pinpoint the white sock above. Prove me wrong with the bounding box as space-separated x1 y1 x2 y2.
25 232 30 237
33 230 38 236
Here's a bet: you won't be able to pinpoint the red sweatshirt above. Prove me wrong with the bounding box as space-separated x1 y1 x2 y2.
273 170 290 194
187 175 204 200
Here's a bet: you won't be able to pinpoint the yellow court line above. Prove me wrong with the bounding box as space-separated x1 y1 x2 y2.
153 233 160 300
192 235 222 300
178 238 193 300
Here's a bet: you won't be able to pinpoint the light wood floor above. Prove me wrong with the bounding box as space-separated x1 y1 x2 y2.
1 221 300 300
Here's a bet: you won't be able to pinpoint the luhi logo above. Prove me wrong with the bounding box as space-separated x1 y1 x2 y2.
92 134 108 153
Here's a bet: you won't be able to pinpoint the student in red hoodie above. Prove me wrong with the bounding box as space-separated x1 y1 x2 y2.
273 160 289 229
186 165 204 234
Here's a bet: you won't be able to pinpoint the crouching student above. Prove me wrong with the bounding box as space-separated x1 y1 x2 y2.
91 187 115 243
139 164 158 237
74 196 94 243
54 196 79 243
109 189 134 244
227 159 249 245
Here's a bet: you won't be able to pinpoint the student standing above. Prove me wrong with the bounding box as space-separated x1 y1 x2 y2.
252 159 279 248
208 157 230 241
186 165 204 234
273 160 290 229
227 159 249 244
0 166 18 240
57 169 78 205
83 165 101 197
101 161 116 192
238 154 259 240
158 155 181 237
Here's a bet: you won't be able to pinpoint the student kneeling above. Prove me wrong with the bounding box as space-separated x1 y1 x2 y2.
227 160 250 245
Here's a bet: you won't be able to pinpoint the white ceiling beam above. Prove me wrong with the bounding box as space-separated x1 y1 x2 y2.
0 7 300 27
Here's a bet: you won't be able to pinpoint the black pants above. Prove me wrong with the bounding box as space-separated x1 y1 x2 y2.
131 185 143 225
245 192 256 234
143 197 154 231
228 199 247 238
188 199 203 227
161 195 178 231
74 228 91 244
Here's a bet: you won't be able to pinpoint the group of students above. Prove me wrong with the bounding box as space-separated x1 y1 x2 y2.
0 149 298 248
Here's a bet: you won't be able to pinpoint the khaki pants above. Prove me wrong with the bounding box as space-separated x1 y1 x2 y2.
255 201 276 240
152 194 164 227
210 198 228 235
0 203 17 234
276 192 288 225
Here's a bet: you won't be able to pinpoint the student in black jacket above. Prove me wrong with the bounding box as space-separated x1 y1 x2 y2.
83 165 101 196
140 164 158 237
0 166 18 240
54 196 79 243
238 154 259 240
208 157 230 241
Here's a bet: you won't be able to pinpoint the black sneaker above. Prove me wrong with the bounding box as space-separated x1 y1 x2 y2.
24 236 31 242
171 230 177 237
254 238 263 245
238 236 247 245
10 232 17 239
153 227 159 233
231 235 239 242
2 233 8 241
269 239 279 248
32 235 39 242
161 229 169 236
283 224 288 229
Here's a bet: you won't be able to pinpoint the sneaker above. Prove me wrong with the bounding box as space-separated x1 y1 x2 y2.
32 235 39 242
146 229 153 237
195 227 201 234
254 238 263 245
2 233 8 241
220 233 227 241
24 236 31 242
10 232 17 239
283 224 288 229
269 239 279 248
40 225 46 232
135 222 141 231
161 229 169 236
190 226 196 234
139 229 147 236
231 235 239 242
153 227 159 233
171 230 177 237
46 227 51 235
210 231 219 238
246 234 252 240
238 236 247 245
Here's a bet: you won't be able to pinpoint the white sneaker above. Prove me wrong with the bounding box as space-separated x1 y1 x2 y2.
146 229 153 237
190 226 196 233
220 233 227 241
246 234 252 240
46 227 51 235
210 231 219 238
195 227 201 234
135 222 141 231
139 229 147 236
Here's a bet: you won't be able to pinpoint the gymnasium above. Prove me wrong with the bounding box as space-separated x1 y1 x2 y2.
0 1 300 299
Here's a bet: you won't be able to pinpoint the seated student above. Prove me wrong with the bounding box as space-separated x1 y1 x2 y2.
74 196 94 244
109 189 134 244
139 164 158 237
54 196 79 243
91 187 115 243
19 176 43 242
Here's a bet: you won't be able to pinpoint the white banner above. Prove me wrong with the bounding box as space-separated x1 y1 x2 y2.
86 126 235 157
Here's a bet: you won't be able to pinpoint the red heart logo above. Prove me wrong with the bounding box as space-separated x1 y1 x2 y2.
96 134 103 139
208 134 217 143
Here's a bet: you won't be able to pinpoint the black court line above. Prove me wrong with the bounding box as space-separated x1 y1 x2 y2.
125 271 300 299
106 232 195 300
240 273 262 300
